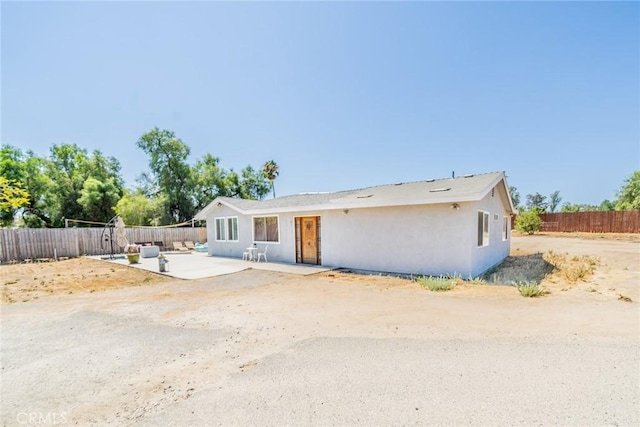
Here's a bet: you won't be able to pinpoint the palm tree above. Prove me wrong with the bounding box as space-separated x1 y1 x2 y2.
262 160 279 199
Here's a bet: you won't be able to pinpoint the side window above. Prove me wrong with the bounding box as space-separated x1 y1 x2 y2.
215 218 226 241
503 216 509 241
477 211 489 247
227 217 238 241
215 216 238 242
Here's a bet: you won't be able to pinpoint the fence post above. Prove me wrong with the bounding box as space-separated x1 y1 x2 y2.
14 229 21 262
75 228 81 257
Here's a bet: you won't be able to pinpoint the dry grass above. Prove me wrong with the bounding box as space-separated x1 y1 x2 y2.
544 251 599 284
483 250 599 288
512 231 640 242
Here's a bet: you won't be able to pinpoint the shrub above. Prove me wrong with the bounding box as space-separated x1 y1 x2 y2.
515 210 542 235
544 251 598 283
466 277 486 285
514 281 548 297
417 276 456 291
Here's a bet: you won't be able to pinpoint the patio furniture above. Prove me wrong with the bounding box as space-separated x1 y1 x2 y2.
256 245 268 263
172 242 189 252
245 246 257 261
140 245 160 258
184 241 196 250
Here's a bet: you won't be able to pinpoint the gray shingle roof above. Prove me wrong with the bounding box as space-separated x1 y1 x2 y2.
195 171 512 218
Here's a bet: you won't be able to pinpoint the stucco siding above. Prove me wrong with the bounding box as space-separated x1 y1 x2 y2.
320 203 474 276
202 179 512 277
470 184 511 276
206 206 300 262
205 205 251 257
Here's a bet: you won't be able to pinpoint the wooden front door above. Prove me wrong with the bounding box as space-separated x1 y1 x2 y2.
298 216 319 265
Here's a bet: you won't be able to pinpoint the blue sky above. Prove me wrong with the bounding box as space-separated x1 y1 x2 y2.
2 1 639 207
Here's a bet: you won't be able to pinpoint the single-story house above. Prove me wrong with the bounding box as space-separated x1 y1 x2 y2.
194 171 516 278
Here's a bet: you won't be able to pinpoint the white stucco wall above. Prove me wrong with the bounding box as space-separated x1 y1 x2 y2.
319 203 476 277
205 206 299 262
469 184 512 277
204 205 251 257
205 183 511 277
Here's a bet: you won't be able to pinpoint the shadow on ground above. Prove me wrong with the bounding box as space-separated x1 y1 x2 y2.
482 253 555 285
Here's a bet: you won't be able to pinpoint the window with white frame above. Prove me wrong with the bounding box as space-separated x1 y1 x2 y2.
215 217 226 241
227 217 238 241
503 216 509 241
215 216 239 242
477 211 489 247
253 216 279 242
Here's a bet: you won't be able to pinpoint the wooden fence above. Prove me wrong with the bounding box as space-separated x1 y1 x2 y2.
0 227 207 263
538 211 640 233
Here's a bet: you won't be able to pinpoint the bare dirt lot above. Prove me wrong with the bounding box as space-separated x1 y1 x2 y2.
1 257 172 304
1 235 639 426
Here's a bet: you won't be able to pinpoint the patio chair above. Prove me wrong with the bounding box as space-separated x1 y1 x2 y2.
256 245 268 263
184 241 196 250
172 241 189 252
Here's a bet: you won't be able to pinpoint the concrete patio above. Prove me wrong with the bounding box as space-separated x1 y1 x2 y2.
94 250 333 279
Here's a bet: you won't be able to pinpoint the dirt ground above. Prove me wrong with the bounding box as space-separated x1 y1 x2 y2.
1 257 171 304
1 234 639 426
2 232 638 304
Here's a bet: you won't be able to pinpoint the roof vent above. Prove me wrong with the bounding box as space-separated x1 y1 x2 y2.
463 174 474 178
356 194 373 199
425 179 435 182
394 182 403 186
429 187 451 193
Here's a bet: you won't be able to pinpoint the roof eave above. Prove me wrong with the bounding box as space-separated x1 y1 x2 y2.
239 194 483 215
475 172 516 214
194 198 248 220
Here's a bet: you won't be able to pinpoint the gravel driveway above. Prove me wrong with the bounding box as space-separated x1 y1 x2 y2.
2 238 639 426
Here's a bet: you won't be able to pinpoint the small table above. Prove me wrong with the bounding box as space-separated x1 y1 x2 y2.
246 247 258 261
140 245 160 258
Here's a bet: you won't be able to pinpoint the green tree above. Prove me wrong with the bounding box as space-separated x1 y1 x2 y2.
240 165 271 200
46 144 124 227
136 128 195 223
509 186 521 210
598 199 615 211
192 154 228 211
77 177 121 223
615 171 640 210
515 210 542 235
0 145 28 225
222 170 242 198
207 166 270 201
0 176 29 221
0 145 52 227
262 160 280 199
525 192 547 213
560 203 598 212
114 190 165 226
548 190 562 213
21 153 53 227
